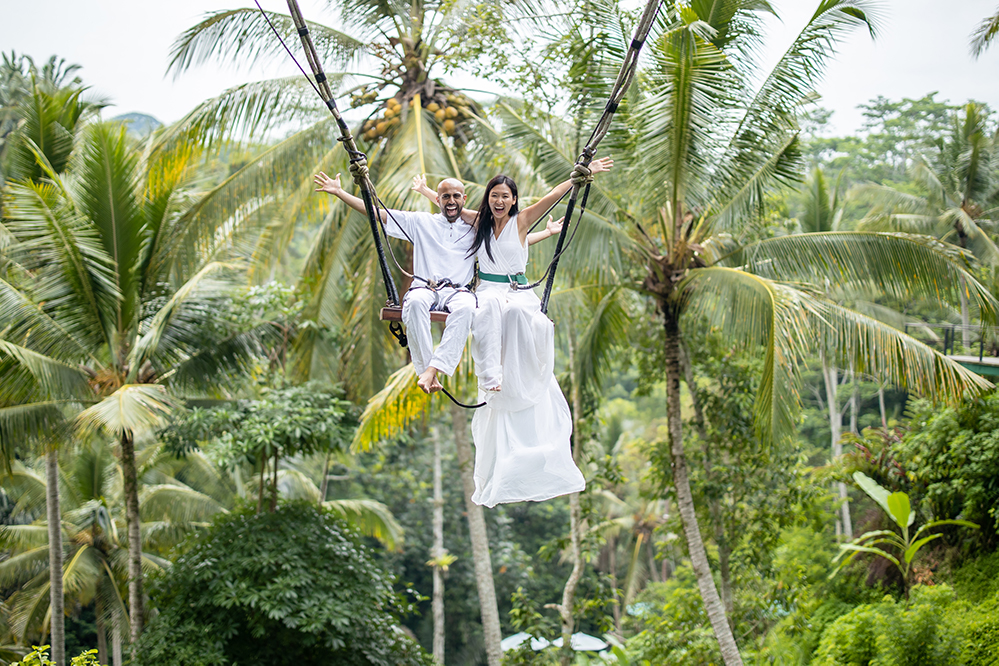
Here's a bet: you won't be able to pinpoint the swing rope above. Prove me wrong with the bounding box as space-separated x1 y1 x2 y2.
260 0 402 319
539 0 664 314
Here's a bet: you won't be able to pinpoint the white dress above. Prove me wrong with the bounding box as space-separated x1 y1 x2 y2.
469 215 586 507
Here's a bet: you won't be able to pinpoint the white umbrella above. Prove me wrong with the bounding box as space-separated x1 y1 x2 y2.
500 632 552 652
551 632 610 652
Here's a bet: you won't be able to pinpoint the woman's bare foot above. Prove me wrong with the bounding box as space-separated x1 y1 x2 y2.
483 384 502 392
417 367 443 394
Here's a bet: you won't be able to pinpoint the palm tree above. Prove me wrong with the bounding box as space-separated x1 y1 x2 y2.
856 102 999 346
494 2 997 663
0 441 158 665
1 76 104 665
971 6 999 57
0 118 284 648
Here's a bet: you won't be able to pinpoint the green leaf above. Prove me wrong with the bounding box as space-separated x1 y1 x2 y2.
886 491 914 529
852 471 893 517
912 519 980 540
904 533 943 565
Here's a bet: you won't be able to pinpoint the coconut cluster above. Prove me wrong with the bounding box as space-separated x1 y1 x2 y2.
356 90 476 143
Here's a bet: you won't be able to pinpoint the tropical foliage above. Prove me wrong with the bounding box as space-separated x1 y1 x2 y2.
132 502 431 666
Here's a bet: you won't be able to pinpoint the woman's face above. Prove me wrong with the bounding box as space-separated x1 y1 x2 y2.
488 183 516 221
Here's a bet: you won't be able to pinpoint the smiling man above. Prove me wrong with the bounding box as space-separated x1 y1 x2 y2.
314 172 476 393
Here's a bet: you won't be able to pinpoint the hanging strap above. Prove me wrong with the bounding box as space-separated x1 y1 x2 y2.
539 0 664 313
260 0 401 309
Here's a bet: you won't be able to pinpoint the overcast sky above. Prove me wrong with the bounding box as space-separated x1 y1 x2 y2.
3 0 998 134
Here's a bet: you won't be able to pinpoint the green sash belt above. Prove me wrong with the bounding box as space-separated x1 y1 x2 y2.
478 271 527 285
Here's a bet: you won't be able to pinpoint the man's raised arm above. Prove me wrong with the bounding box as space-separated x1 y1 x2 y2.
314 172 388 221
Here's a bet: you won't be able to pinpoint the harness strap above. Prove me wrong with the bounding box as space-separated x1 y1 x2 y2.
479 271 528 286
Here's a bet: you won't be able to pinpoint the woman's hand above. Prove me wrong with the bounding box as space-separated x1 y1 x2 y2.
545 215 564 237
314 171 343 195
589 156 614 174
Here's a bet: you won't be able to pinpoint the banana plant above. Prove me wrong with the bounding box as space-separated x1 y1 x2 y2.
831 471 978 595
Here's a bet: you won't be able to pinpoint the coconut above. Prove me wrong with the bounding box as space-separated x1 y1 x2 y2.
426 102 440 113
364 129 378 141
445 106 458 119
443 119 456 134
434 109 446 123
389 117 401 127
376 121 389 134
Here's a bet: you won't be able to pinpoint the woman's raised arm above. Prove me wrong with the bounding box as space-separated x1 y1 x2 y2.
516 157 613 237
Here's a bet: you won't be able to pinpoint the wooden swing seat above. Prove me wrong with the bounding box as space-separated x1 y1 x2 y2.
380 306 449 323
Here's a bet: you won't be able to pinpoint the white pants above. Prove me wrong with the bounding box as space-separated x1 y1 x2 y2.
471 283 542 391
402 287 476 376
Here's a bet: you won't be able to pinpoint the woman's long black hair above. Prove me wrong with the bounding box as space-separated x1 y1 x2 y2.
468 175 519 261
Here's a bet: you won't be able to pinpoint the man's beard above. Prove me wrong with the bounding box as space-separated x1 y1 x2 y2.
443 205 463 223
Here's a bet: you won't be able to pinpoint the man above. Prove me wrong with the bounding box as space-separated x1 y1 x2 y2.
314 171 475 394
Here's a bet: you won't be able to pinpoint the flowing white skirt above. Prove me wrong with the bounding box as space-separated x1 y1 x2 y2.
469 283 586 507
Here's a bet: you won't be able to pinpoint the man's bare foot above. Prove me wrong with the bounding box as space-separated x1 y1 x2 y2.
417 367 443 394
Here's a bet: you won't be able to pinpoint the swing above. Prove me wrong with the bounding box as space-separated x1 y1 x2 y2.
261 0 662 402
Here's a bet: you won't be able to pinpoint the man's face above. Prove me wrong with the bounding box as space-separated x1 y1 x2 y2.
436 179 466 222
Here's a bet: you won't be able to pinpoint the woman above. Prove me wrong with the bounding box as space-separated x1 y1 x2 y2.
415 159 612 506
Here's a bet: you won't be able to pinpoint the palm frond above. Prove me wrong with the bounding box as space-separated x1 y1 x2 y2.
2 178 119 351
0 403 70 465
352 364 431 451
154 76 343 152
725 232 998 323
0 525 49 552
679 267 810 443
140 484 226 523
73 122 144 327
325 498 404 551
0 340 91 399
971 9 999 58
76 384 175 439
167 8 364 78
149 118 339 284
129 262 235 377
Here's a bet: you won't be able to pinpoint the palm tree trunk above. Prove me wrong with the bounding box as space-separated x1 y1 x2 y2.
682 343 734 621
878 384 888 429
609 535 622 637
559 327 584 666
96 595 108 666
822 361 853 539
270 448 279 513
319 450 332 503
960 276 971 350
663 312 743 666
431 428 445 665
112 609 123 666
449 403 502 666
120 431 144 646
45 448 65 666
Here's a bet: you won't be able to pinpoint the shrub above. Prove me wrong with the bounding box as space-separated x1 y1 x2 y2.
623 568 722 665
813 585 964 666
898 394 999 542
133 502 431 666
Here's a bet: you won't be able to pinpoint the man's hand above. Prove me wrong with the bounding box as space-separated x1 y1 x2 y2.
545 215 564 236
411 173 428 193
411 173 436 199
314 171 343 196
589 156 614 174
